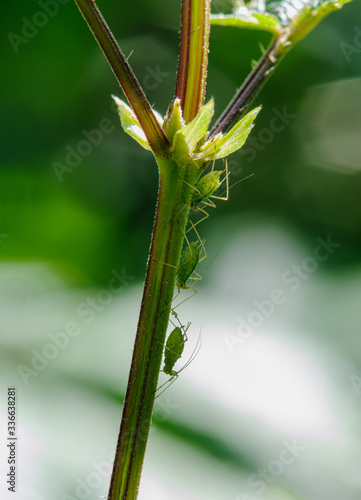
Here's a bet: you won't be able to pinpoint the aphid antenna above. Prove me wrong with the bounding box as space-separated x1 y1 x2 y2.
218 172 254 199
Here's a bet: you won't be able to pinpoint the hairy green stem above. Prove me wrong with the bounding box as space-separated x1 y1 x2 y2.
73 1 211 497
73 0 168 154
107 157 201 499
176 0 211 122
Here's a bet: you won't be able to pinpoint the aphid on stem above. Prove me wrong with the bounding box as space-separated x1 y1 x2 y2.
191 160 229 208
174 236 207 299
187 157 230 232
176 241 201 290
156 316 201 396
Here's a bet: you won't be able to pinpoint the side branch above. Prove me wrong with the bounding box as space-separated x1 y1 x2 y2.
74 0 168 154
209 36 280 138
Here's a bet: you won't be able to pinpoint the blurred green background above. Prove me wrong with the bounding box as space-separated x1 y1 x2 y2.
1 0 361 499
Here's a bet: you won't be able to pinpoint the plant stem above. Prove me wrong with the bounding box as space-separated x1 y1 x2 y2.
107 157 201 499
73 1 211 497
176 0 211 122
73 0 168 154
209 36 281 137
107 1 211 495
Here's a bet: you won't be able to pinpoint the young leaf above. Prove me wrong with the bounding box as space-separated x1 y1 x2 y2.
211 11 281 35
197 106 261 159
113 95 163 151
283 0 352 48
172 99 215 155
163 98 185 143
212 0 352 54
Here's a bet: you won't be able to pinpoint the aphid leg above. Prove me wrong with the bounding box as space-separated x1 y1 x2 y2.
167 200 189 226
177 223 206 277
187 205 211 242
180 174 201 196
172 286 198 311
168 171 201 225
169 172 202 225
181 222 192 251
209 157 229 202
183 238 207 282
155 373 179 398
198 236 207 263
185 219 207 261
187 204 210 231
186 218 207 255
174 246 220 311
170 286 181 309
151 259 178 269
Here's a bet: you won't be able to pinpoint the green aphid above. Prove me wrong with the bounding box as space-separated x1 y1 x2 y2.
176 242 200 289
191 171 221 208
163 327 186 376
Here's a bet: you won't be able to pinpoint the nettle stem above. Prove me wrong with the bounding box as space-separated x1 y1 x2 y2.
176 0 211 122
107 1 210 496
73 0 210 497
108 158 200 499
